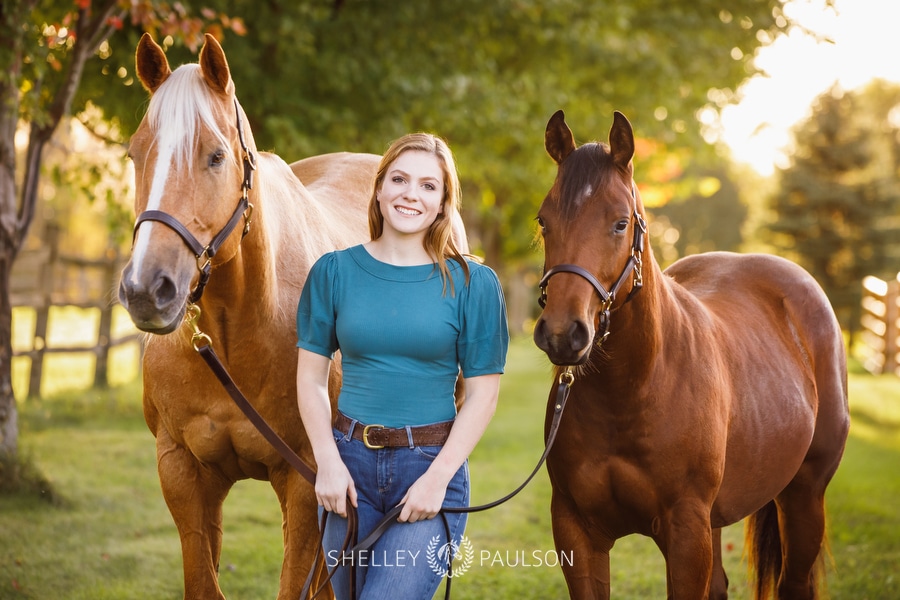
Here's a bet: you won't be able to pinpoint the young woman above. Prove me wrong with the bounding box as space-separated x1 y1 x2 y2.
296 133 509 599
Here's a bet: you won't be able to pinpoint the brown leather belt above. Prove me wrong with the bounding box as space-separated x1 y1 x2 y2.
334 412 453 449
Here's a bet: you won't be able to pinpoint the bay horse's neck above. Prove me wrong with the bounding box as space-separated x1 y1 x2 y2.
582 248 671 399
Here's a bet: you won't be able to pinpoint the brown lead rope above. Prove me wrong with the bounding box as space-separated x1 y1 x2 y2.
186 303 574 599
346 368 573 600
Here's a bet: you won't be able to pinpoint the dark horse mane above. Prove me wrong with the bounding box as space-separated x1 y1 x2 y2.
555 142 617 220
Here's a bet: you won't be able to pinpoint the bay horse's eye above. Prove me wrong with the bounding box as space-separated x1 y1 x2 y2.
614 219 629 234
536 216 546 234
209 150 227 168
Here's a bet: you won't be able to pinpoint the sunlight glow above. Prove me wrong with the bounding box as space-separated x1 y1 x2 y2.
717 0 900 175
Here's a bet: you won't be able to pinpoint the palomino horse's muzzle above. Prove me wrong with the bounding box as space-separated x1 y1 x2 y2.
536 200 646 362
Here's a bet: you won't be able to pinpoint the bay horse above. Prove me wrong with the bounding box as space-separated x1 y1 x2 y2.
532 110 850 599
118 33 378 599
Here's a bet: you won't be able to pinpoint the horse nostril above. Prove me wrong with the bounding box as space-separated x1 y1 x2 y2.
533 319 549 351
568 320 591 353
150 273 178 309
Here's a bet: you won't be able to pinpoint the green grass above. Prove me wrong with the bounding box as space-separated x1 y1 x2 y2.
1 338 898 598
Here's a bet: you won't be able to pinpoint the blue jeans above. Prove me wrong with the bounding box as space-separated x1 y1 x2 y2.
321 420 469 600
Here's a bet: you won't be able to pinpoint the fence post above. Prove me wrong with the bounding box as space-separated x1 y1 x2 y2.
27 225 59 398
93 250 118 389
891 277 900 376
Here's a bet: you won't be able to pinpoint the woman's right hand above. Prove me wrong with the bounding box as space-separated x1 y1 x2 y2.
315 456 358 518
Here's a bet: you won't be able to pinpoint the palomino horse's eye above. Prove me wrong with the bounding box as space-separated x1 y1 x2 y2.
209 150 227 168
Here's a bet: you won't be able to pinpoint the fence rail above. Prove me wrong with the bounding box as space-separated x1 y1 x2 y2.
859 274 900 376
11 226 141 398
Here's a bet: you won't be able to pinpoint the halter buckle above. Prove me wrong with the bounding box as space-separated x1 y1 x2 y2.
196 247 212 273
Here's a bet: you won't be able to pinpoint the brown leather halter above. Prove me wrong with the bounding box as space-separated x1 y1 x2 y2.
131 98 256 304
538 185 646 347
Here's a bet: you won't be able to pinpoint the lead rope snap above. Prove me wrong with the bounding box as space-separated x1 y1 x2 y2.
185 303 212 351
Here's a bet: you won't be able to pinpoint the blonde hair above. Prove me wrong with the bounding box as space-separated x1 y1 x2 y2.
368 133 470 293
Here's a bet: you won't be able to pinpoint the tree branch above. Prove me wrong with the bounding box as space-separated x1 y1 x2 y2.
19 2 120 241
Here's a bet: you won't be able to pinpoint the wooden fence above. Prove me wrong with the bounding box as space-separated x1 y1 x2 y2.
859 274 900 375
10 226 142 398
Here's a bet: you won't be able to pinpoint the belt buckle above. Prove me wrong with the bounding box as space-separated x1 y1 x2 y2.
362 424 385 449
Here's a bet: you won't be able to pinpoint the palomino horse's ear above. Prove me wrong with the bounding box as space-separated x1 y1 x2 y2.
198 33 234 96
609 111 635 171
135 33 171 93
545 110 576 165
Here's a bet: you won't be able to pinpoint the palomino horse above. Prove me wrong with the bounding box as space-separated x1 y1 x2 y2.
532 110 850 599
118 33 377 599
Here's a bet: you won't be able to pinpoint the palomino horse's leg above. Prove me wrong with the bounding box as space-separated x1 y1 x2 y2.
270 466 324 600
658 500 715 598
709 527 729 600
551 493 612 599
156 426 233 600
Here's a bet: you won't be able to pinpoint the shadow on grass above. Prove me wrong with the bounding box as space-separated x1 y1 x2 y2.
0 450 65 506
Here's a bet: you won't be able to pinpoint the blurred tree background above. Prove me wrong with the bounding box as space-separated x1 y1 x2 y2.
767 80 900 337
69 0 789 326
10 0 900 454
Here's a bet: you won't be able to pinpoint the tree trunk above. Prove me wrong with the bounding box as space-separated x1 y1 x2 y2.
0 0 26 459
0 0 117 458
0 252 16 456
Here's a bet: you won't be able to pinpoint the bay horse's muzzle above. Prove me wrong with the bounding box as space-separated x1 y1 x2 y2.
533 313 594 366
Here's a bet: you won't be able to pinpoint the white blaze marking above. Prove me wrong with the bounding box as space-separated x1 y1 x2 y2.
128 139 176 285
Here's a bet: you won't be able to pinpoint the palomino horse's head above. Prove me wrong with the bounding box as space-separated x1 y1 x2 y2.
119 33 255 333
533 110 647 366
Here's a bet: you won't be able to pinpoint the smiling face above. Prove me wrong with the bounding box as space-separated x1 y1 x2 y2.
375 150 446 240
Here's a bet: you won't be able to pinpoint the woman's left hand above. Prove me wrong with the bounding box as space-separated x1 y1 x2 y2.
397 470 448 523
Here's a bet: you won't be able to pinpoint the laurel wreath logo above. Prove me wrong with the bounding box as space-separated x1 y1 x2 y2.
426 534 474 578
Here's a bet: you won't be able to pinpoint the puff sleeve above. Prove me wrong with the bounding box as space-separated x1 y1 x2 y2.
457 263 510 377
296 252 340 358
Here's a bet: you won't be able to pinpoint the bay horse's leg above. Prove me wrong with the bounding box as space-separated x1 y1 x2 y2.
773 457 837 600
773 491 823 599
551 493 612 599
156 426 233 600
709 527 729 600
271 466 325 600
658 500 715 599
772 323 847 600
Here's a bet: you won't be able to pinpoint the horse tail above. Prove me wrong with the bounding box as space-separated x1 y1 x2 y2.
745 500 781 600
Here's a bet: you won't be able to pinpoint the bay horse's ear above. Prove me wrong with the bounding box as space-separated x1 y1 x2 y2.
609 111 635 171
198 33 234 96
135 33 171 93
545 110 576 165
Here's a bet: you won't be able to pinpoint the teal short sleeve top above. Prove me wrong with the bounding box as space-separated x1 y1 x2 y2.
297 245 509 427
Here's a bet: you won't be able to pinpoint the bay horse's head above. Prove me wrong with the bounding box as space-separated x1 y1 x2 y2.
119 33 255 333
533 110 647 366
